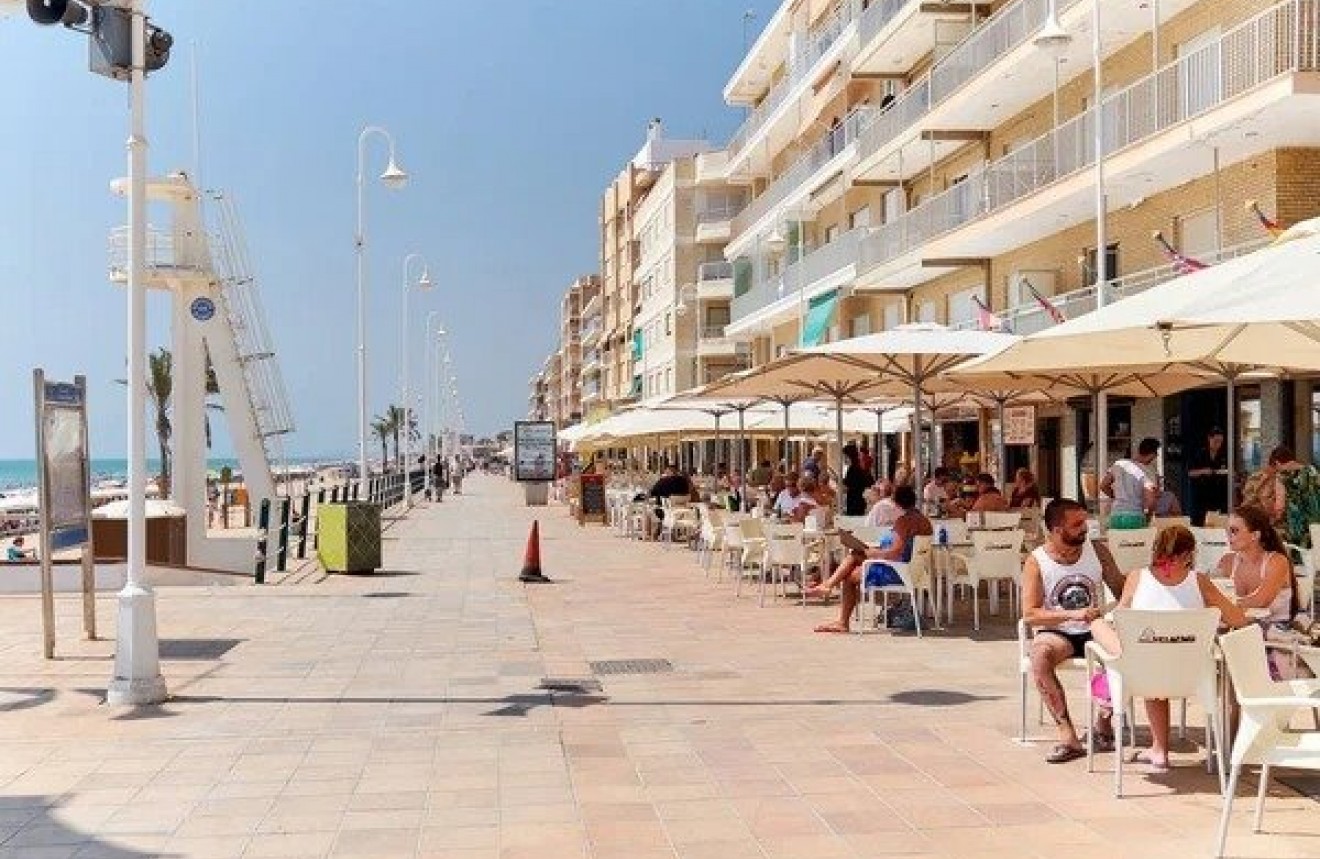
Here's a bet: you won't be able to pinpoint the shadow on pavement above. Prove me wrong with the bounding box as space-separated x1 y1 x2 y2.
0 797 176 856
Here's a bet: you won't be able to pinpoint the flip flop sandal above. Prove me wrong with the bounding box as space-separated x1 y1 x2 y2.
1046 744 1086 764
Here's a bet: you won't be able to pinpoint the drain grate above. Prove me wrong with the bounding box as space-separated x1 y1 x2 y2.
539 678 603 693
589 659 673 676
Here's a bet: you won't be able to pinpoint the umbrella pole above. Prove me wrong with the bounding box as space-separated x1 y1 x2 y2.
875 409 887 481
835 395 845 511
782 404 791 466
1226 375 1236 510
912 380 924 486
738 408 747 479
714 415 722 476
997 398 1008 490
1092 392 1103 522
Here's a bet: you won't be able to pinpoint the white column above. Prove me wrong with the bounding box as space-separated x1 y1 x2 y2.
108 0 166 706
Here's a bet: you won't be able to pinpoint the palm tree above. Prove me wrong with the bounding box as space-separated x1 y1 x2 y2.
118 346 224 497
371 413 395 471
384 404 416 468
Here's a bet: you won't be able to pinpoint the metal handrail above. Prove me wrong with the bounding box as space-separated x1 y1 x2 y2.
861 0 1318 276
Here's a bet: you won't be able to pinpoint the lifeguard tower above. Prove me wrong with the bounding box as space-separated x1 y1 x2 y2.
109 172 294 572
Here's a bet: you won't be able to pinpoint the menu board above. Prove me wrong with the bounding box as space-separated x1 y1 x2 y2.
577 474 607 525
514 421 557 482
1003 405 1037 446
37 378 91 549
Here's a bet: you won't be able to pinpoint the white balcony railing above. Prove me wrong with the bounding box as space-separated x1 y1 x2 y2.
859 0 917 46
108 226 201 280
862 0 1319 276
732 227 865 321
727 2 859 160
698 260 735 282
731 106 875 240
696 203 745 224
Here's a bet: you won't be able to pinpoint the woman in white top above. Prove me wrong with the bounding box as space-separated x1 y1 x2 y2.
1213 504 1298 627
1091 526 1248 771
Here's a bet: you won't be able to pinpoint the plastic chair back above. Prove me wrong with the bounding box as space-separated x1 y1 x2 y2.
970 529 1025 579
1218 623 1276 703
983 511 1022 530
1191 526 1230 574
763 522 806 566
835 515 867 532
1107 527 1156 576
1110 608 1222 700
1151 515 1191 530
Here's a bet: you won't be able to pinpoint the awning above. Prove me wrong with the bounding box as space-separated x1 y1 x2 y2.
800 289 840 347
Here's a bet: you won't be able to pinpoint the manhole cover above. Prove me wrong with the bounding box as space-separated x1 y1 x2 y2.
589 659 673 676
362 592 412 599
540 678 603 693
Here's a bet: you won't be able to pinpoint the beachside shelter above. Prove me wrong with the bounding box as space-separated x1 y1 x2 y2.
946 217 1320 492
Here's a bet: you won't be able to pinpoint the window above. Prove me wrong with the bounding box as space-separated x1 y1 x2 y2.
664 312 672 336
917 300 938 323
850 313 871 337
1083 243 1120 286
849 207 871 230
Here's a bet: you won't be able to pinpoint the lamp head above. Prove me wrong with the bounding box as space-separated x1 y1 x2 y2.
1033 15 1072 57
380 158 409 190
417 266 434 290
765 227 787 254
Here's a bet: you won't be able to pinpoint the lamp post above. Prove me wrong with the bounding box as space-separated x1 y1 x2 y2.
355 125 408 487
399 254 432 508
1035 0 1110 514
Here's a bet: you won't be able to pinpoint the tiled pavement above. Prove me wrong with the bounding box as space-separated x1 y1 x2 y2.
0 474 1317 859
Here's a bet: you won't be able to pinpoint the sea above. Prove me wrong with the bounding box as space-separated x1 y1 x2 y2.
0 456 339 494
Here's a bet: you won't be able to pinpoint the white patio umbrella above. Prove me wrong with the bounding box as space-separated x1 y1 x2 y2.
947 219 1320 496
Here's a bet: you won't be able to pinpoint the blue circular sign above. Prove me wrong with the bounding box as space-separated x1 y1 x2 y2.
190 296 216 322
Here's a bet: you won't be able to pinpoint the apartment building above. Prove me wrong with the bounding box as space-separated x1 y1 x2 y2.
632 151 751 401
527 369 550 421
541 351 564 427
719 0 1320 496
553 275 599 428
595 121 713 415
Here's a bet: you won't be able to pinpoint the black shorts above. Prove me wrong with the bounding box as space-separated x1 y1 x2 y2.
1036 629 1092 659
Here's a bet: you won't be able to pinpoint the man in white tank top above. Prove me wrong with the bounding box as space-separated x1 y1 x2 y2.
1021 498 1126 764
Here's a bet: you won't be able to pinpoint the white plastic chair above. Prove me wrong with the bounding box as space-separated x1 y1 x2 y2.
834 514 867 533
733 518 767 599
660 496 699 548
762 522 807 607
1084 608 1225 798
951 529 1025 630
1285 542 1315 615
1191 526 1231 575
1214 624 1320 858
1017 618 1088 743
982 511 1022 530
858 555 923 637
698 506 725 574
1106 527 1156 576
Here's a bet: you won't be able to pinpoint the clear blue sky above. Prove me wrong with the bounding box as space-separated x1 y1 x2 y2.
0 1 779 459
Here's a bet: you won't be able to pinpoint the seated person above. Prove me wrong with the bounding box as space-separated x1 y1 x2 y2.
646 465 692 537
1022 498 1126 764
772 477 810 520
971 473 1012 513
6 536 33 562
1089 525 1248 771
864 479 901 528
1009 468 1043 509
806 485 932 633
922 467 951 511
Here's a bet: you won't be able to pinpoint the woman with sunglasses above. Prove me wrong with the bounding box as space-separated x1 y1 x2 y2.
1214 505 1299 628
1090 525 1249 771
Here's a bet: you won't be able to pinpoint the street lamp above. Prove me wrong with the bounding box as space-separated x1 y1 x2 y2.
355 125 408 486
399 253 431 508
423 315 445 496
1035 0 1111 512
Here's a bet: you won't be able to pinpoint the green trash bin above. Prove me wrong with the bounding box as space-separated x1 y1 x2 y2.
317 502 381 573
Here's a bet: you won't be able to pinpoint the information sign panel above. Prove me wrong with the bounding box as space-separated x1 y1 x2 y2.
513 421 557 482
1003 405 1037 446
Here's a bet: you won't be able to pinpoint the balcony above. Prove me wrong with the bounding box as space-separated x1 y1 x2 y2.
726 3 860 176
955 237 1271 336
851 0 1202 185
729 106 875 253
695 203 745 243
859 0 1320 287
108 226 208 285
695 260 735 300
729 227 866 332
854 0 967 75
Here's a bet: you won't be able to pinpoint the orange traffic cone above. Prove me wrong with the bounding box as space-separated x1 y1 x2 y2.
519 520 552 583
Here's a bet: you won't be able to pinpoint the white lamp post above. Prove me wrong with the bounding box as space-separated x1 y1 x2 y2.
424 316 444 497
1036 0 1110 513
355 125 408 487
398 253 432 508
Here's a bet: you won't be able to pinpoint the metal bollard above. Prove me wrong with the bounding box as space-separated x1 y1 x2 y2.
276 497 291 572
254 498 271 584
298 492 314 558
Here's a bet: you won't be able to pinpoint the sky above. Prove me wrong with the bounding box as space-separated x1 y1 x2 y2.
0 0 781 460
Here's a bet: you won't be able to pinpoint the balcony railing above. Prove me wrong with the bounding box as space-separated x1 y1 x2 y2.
955 237 1272 335
854 76 931 167
862 0 1319 276
731 106 875 240
696 203 745 224
931 0 1085 104
728 2 859 160
859 0 917 46
732 227 865 321
698 260 735 281
701 323 730 339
